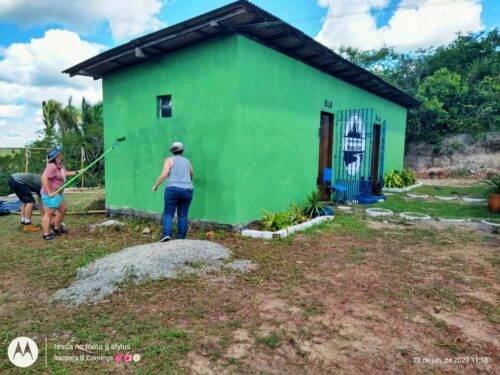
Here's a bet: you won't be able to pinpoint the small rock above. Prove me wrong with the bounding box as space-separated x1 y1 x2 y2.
412 315 427 324
312 336 324 344
225 260 258 273
396 345 408 356
226 343 250 359
433 306 442 314
232 329 252 342
88 220 124 232
142 227 151 235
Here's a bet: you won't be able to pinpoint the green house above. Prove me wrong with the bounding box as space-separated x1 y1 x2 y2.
65 1 419 226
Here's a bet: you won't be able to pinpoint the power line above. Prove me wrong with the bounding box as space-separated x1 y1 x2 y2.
320 0 478 21
240 0 479 27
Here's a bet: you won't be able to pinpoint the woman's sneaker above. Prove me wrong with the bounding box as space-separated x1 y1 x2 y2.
160 236 171 243
53 227 69 235
43 233 56 241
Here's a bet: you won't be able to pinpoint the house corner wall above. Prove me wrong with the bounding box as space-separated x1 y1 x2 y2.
102 35 241 224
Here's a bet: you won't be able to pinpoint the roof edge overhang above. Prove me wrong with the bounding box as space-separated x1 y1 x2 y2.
63 0 420 109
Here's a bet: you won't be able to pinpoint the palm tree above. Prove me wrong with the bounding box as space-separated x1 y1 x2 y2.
41 100 62 146
57 97 81 135
39 97 104 186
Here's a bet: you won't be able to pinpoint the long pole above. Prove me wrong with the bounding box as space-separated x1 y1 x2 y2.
54 146 114 195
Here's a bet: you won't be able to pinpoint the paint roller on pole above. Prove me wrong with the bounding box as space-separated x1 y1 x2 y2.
53 136 126 195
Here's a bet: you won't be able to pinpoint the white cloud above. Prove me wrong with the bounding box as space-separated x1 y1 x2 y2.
0 104 25 117
0 0 165 41
0 29 103 147
316 0 484 51
0 29 102 88
0 113 43 147
0 81 102 107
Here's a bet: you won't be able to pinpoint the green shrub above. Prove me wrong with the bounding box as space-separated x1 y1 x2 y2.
303 190 326 218
0 150 25 196
384 169 416 188
260 203 308 231
483 174 500 194
260 210 293 231
384 171 404 188
288 203 308 224
259 190 328 231
0 171 11 196
400 169 417 186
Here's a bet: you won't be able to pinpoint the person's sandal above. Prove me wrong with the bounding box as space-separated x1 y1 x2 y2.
43 233 56 241
53 227 69 235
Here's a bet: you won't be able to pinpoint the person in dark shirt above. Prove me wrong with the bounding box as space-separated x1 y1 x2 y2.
8 173 45 232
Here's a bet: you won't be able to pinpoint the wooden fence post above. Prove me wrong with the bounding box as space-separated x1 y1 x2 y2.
81 147 85 188
24 145 29 172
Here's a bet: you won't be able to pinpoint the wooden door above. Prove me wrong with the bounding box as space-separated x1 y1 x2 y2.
371 124 381 192
317 112 334 200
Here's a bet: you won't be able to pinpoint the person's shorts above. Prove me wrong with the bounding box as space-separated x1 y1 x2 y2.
41 194 64 209
8 176 36 204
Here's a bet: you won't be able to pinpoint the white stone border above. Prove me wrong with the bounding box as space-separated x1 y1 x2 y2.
365 208 394 217
480 219 500 233
462 196 487 203
383 182 423 193
407 193 429 199
434 196 458 201
241 215 334 239
399 212 432 221
336 205 353 212
438 217 470 223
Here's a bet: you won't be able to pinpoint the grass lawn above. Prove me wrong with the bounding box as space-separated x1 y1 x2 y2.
412 184 491 198
0 190 498 374
369 183 497 220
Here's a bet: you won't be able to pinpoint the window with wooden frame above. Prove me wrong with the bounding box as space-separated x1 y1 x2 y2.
157 95 172 118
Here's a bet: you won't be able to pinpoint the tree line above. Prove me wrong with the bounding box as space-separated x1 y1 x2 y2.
0 98 104 195
1 29 497 195
33 98 105 187
339 29 499 147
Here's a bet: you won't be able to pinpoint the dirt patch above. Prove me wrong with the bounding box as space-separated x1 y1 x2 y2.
429 308 499 347
181 352 219 375
406 132 500 175
2 208 499 374
418 178 483 186
367 220 405 230
225 329 254 359
456 290 498 305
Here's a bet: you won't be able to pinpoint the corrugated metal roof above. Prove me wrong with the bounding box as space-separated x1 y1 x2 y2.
63 0 420 108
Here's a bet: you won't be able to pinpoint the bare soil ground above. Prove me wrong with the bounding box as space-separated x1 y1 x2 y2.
0 192 498 374
419 178 483 187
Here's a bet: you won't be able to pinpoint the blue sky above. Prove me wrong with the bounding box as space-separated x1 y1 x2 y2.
2 0 498 46
0 0 498 146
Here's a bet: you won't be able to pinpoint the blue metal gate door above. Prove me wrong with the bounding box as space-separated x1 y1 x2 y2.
332 109 384 203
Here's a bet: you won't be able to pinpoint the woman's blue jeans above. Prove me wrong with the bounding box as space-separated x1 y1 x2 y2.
163 186 193 239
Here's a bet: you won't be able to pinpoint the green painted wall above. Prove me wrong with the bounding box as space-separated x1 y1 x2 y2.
102 34 407 225
233 36 407 223
103 35 242 223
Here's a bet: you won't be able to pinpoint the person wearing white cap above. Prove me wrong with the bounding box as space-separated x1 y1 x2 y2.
152 141 194 242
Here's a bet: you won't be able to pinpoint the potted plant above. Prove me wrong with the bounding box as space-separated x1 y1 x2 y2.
483 174 500 213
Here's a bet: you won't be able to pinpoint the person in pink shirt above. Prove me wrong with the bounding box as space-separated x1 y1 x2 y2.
41 147 77 241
